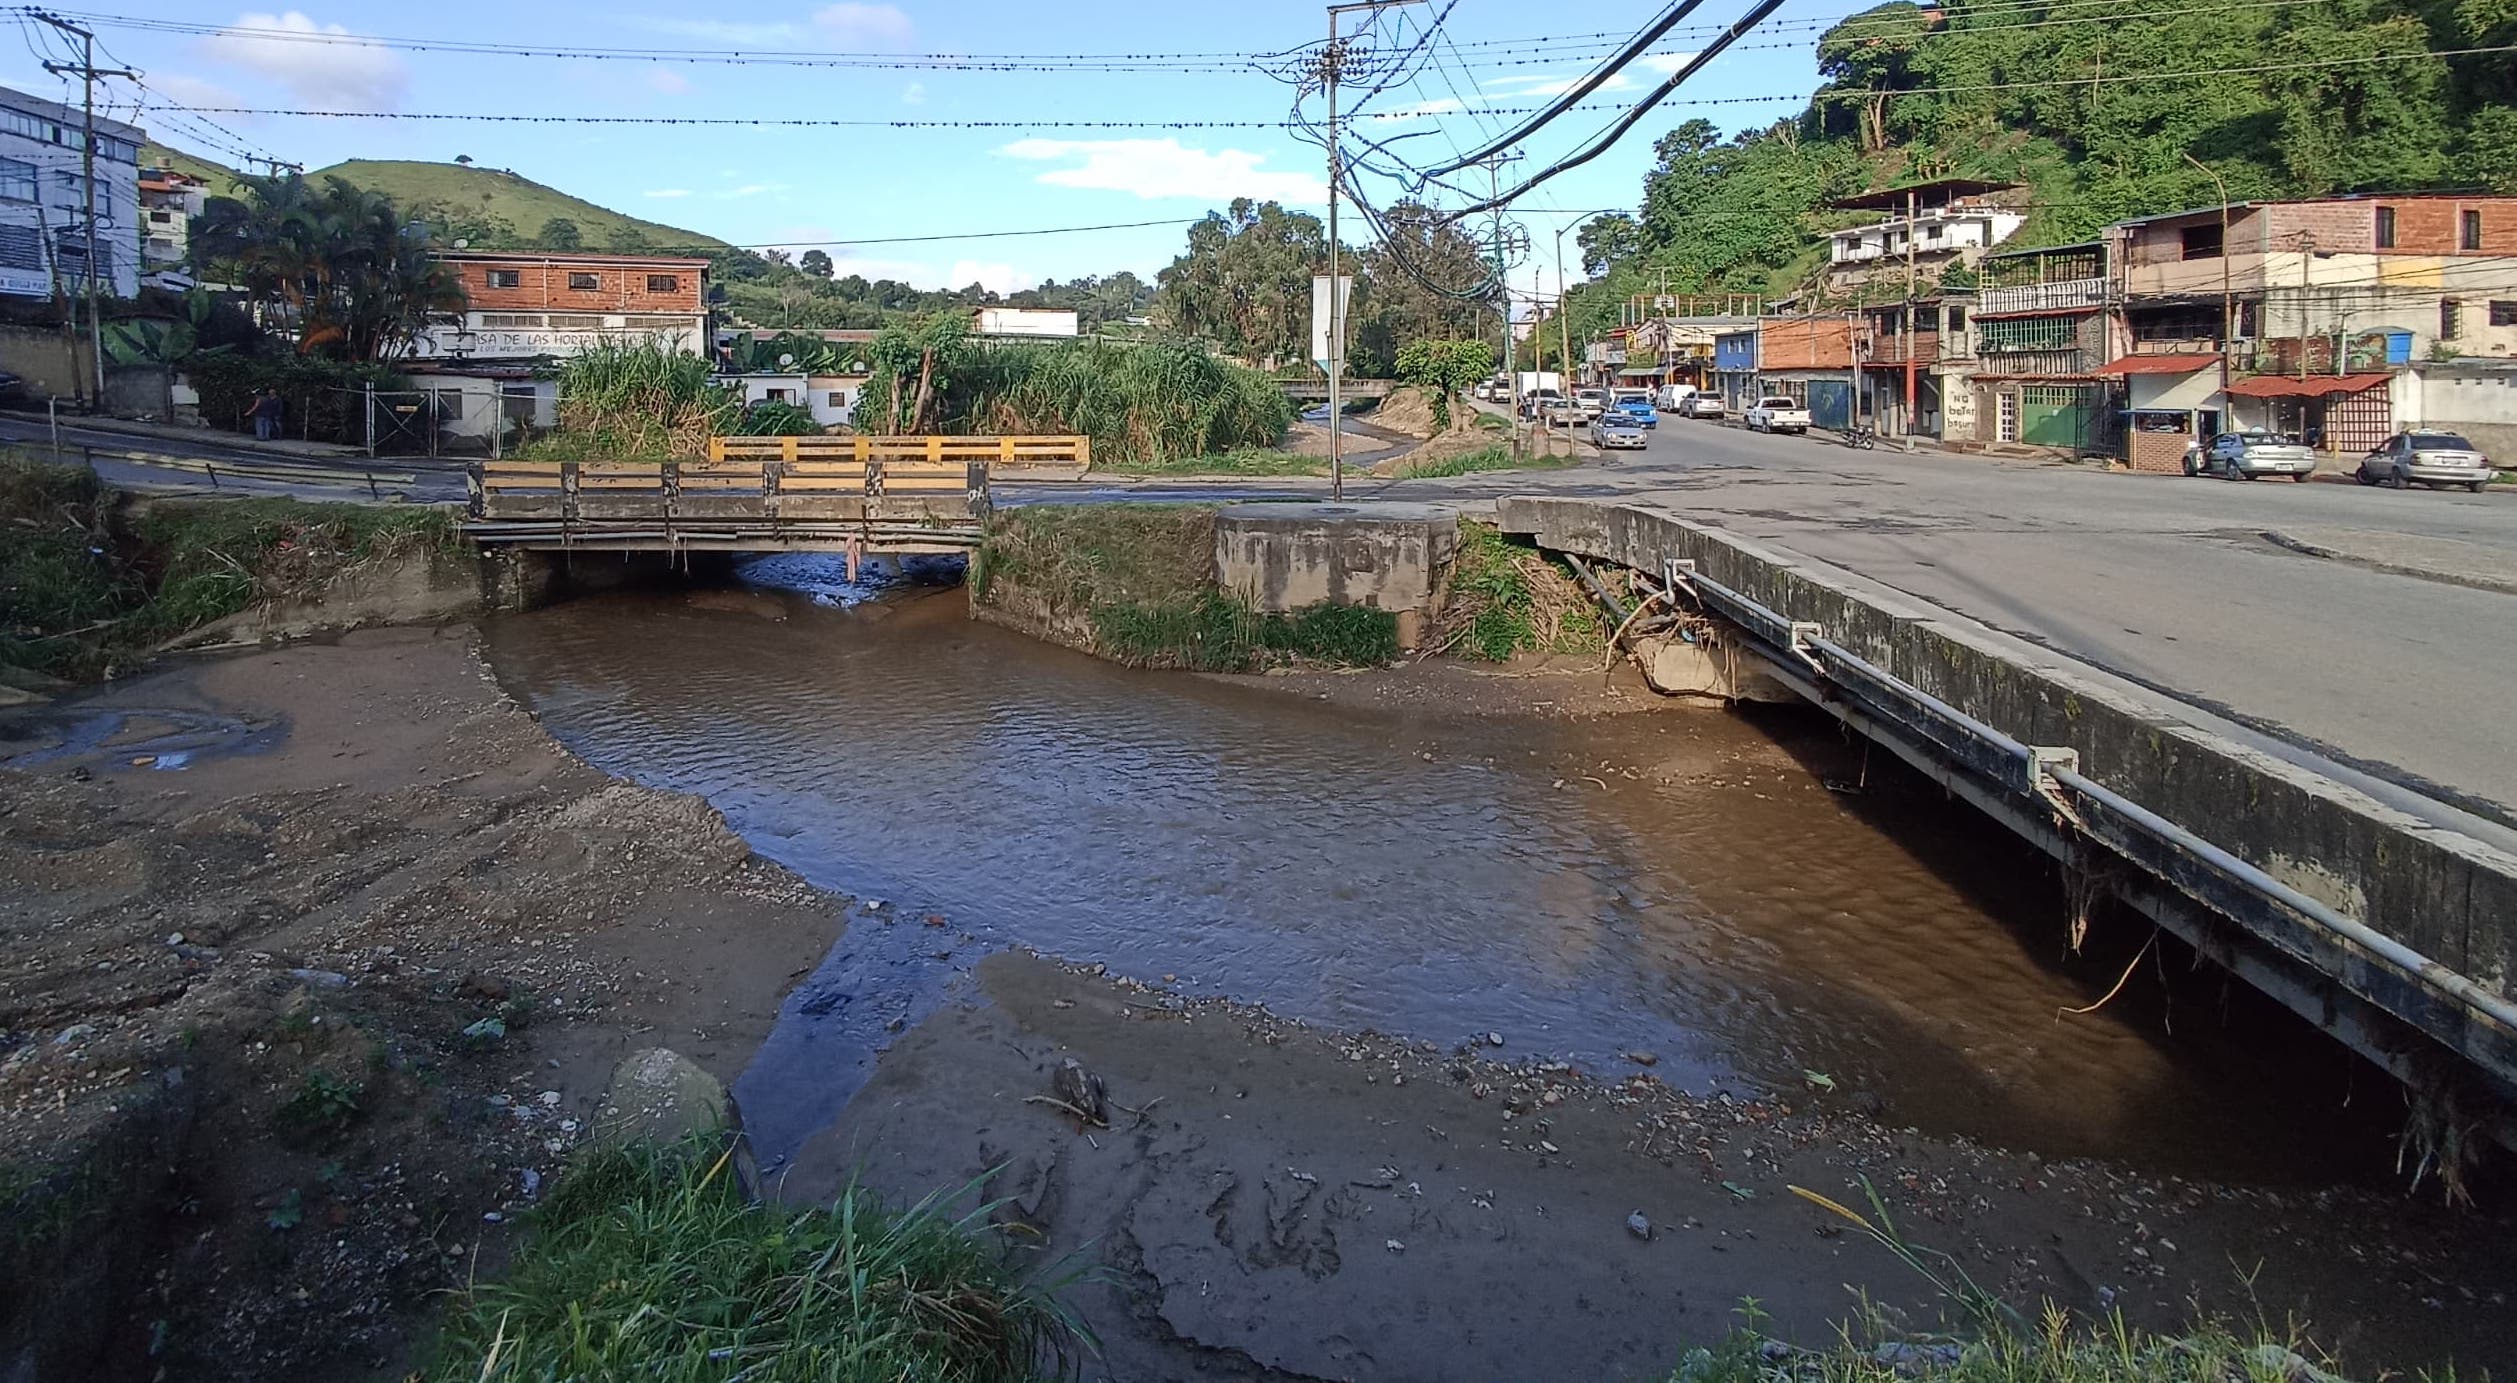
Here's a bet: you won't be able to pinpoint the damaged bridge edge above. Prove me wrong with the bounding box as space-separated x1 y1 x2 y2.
1495 494 2517 1136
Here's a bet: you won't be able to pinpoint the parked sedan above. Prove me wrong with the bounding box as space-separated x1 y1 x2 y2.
2197 430 2317 481
2356 431 2495 492
1589 415 1648 450
1542 398 1586 427
1676 394 1725 420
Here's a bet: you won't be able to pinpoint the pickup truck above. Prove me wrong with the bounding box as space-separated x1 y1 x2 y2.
1743 395 1811 435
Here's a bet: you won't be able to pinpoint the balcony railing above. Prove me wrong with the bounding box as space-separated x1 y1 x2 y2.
1976 277 2106 315
1976 348 2097 377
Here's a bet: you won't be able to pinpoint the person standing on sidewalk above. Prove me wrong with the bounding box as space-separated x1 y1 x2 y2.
246 388 284 441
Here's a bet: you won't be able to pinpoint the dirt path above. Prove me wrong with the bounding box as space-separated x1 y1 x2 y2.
0 628 846 1381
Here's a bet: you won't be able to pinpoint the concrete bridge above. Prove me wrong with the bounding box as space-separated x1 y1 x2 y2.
1498 494 2517 1155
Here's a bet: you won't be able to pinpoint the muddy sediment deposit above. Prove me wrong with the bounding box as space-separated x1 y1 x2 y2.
3 557 2515 1379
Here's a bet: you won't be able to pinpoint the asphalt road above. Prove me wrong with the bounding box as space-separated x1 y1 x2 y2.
0 413 469 503
1364 419 2517 835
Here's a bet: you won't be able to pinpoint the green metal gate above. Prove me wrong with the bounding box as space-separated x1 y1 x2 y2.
2018 384 2098 449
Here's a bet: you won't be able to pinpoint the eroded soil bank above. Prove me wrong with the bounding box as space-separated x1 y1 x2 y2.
4 584 2515 1380
0 628 843 1381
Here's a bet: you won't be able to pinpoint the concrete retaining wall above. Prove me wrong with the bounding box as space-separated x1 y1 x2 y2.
1498 495 2517 1098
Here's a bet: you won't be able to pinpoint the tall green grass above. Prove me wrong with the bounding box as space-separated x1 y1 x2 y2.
962 339 1294 467
539 340 736 461
428 1142 1092 1383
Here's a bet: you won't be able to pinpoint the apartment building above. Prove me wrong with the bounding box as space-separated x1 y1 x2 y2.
1824 179 2026 294
0 85 144 300
139 166 209 272
1965 241 2115 454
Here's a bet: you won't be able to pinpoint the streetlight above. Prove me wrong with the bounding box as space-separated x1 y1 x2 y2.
1551 209 1627 445
2182 153 2232 443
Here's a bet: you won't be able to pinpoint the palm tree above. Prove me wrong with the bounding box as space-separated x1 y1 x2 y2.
187 173 467 359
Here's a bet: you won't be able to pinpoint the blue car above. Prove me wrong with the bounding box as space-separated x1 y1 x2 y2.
1615 399 1658 428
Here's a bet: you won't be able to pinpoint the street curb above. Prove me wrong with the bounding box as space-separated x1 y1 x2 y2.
8 410 367 460
2259 529 2517 598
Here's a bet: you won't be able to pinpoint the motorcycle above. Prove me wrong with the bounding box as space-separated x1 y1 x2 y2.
1842 422 1878 450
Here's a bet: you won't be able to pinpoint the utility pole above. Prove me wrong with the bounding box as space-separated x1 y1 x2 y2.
1477 151 1523 455
1901 185 1918 440
36 10 131 406
2183 154 2232 440
1320 0 1423 500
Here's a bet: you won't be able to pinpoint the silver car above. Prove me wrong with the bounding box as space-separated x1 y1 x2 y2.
2197 430 2316 481
1677 394 1725 419
1589 416 1647 450
2356 431 2495 492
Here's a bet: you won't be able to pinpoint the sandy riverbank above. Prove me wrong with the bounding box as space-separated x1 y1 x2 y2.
0 627 845 1381
5 623 2514 1380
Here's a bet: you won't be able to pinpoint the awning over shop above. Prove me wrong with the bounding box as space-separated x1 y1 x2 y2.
2094 354 2220 375
2222 372 2391 398
1616 366 1663 379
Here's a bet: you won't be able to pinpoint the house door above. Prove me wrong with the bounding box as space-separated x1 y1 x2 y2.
2019 384 2097 449
1996 391 2019 442
1807 379 1852 430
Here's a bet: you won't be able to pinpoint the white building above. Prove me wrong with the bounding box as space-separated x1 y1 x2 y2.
0 85 144 300
973 306 1078 338
139 166 209 271
1825 179 2026 292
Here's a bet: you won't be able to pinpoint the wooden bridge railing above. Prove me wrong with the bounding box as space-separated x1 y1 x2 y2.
706 433 1090 479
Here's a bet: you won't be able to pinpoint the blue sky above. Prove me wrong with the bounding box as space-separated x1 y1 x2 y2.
13 1 1828 294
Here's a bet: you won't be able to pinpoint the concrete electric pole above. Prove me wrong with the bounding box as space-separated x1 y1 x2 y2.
34 9 131 405
1320 0 1421 500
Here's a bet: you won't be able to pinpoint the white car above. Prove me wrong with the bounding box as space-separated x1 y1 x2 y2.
1572 388 1610 422
2189 430 2315 481
1676 394 1725 420
2356 431 2494 491
1743 395 1811 435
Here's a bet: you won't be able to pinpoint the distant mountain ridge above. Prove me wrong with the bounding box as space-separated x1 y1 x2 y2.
138 141 724 252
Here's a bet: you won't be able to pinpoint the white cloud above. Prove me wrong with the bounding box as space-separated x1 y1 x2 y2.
901 81 926 105
623 16 802 43
644 188 694 198
647 66 691 95
997 138 1326 204
150 72 245 111
203 11 410 112
1480 71 1635 98
1635 51 1700 75
721 182 785 198
947 259 1023 294
813 3 914 45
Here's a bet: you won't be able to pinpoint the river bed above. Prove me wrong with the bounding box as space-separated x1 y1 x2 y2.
482 555 2395 1185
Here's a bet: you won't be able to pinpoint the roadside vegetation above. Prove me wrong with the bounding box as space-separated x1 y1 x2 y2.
0 453 454 679
1436 521 1604 661
429 1141 1090 1383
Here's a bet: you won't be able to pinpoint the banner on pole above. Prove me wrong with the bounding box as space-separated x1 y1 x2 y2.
1310 274 1352 373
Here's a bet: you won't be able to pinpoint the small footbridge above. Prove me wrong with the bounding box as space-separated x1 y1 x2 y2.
463 435 1089 557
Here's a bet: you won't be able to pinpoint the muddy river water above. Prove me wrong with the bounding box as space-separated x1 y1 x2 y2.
482 556 2392 1184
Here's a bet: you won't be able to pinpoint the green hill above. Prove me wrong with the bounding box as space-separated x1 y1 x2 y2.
312 159 724 253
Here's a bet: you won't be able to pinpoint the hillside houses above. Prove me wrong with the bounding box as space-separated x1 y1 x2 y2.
1584 189 2517 467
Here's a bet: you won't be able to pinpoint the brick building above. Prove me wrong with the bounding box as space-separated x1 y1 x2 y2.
2101 194 2517 466
403 250 713 448
1751 317 1859 429
1963 242 2116 455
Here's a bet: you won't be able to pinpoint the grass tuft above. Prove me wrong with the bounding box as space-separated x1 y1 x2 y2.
428 1140 1093 1383
1436 521 1602 662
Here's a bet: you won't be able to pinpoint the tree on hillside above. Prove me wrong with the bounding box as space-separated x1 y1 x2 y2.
1155 198 1324 367
799 249 834 278
537 217 582 249
188 173 467 359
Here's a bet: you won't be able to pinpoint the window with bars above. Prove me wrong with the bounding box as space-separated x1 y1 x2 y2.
480 313 545 328
1976 315 2080 353
567 272 600 291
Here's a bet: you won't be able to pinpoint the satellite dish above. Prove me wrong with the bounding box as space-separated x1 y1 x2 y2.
777 353 796 369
